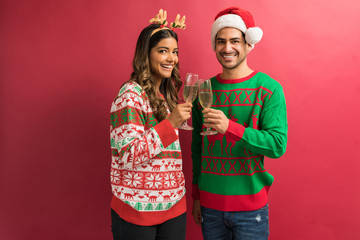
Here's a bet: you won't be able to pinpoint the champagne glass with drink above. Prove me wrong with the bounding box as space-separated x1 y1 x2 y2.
178 73 199 130
198 79 218 135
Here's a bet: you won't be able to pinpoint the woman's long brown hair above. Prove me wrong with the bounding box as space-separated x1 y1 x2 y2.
130 24 182 122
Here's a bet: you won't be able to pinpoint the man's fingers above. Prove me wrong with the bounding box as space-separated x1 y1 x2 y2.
193 211 201 226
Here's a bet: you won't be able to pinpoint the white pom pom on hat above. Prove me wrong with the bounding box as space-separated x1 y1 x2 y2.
211 7 263 50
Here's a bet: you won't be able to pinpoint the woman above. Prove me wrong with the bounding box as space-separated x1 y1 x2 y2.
110 13 191 240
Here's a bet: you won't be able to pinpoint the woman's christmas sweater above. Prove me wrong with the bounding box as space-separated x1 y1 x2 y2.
191 72 288 211
110 82 186 226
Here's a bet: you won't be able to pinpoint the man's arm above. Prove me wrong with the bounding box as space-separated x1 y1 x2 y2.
191 99 203 198
191 99 203 225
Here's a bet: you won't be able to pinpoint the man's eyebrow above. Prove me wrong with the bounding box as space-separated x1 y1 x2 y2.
215 37 241 41
230 37 241 40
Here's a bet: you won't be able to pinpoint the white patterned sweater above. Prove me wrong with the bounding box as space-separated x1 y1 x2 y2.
110 82 186 226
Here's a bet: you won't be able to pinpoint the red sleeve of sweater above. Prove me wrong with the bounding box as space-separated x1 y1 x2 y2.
153 119 178 148
224 120 246 141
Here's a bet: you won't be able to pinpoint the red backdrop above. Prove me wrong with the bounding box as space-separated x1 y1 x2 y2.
1 0 360 239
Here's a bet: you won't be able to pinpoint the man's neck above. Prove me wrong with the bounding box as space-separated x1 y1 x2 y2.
220 63 254 80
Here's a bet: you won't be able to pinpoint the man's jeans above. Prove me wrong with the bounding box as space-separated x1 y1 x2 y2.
201 204 269 240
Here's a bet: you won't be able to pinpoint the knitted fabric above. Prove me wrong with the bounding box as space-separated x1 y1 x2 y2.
191 72 287 211
110 82 186 226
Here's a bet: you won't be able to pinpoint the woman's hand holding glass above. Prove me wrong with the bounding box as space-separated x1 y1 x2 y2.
167 102 193 129
178 73 199 130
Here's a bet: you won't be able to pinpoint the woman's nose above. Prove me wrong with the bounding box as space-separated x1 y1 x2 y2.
167 53 176 62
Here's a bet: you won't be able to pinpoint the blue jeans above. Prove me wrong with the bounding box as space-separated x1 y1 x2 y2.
201 205 269 240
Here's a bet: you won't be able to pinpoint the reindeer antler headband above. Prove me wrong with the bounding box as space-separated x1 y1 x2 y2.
149 9 186 36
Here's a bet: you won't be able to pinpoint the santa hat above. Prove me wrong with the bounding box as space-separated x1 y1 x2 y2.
211 7 263 50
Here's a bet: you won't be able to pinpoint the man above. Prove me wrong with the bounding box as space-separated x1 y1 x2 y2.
191 7 288 240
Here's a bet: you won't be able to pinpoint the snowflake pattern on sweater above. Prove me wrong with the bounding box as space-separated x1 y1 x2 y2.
110 82 185 212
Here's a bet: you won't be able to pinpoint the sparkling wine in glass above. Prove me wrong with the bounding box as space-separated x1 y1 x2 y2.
198 79 218 135
178 73 198 130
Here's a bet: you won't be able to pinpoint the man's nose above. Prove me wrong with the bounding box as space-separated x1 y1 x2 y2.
224 42 232 52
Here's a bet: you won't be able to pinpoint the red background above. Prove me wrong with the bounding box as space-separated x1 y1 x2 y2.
1 0 360 239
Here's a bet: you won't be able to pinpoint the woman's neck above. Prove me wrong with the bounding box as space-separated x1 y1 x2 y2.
153 76 162 91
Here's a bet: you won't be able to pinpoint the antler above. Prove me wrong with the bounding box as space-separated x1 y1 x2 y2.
171 14 186 29
229 109 236 118
149 9 168 27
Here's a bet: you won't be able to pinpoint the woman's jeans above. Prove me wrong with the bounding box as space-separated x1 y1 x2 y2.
201 204 269 240
111 209 186 240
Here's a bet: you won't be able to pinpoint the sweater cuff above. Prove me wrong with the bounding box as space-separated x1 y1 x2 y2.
153 119 178 149
224 120 246 141
192 184 200 200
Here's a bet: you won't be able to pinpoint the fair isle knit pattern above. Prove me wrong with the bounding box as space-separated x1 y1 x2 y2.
110 82 185 215
191 72 287 211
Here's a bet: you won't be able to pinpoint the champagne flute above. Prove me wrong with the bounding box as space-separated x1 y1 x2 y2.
198 79 218 135
178 73 199 130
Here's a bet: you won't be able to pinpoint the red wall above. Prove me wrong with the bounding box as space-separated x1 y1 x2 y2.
1 0 360 239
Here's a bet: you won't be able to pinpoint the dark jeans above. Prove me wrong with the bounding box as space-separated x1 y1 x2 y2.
201 204 269 240
111 209 186 240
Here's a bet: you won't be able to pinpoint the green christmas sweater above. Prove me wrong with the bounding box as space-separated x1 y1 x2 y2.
110 82 186 226
191 72 288 211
